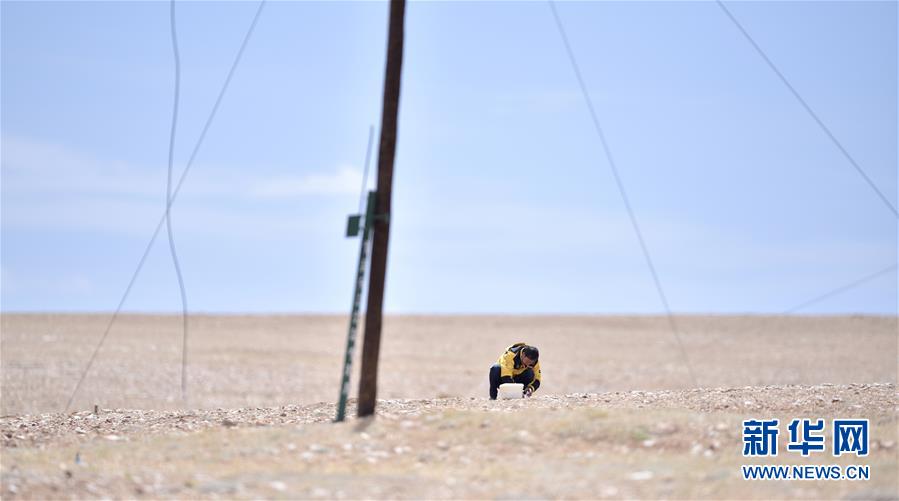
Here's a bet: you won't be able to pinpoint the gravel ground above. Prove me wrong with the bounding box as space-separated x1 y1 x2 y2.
2 314 896 416
2 314 896 499
2 383 896 499
3 383 894 450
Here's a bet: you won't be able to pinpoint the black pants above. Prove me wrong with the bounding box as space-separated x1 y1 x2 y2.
489 363 535 400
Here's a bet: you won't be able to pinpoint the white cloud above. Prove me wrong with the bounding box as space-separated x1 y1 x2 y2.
248 165 362 199
0 266 94 299
393 199 895 276
1 135 363 236
2 135 363 199
491 90 583 116
0 266 14 295
1 135 162 197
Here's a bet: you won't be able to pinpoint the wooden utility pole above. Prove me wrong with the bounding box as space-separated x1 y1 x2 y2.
358 0 405 418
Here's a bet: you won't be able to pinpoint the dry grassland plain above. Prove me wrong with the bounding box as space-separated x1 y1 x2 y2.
1 314 897 499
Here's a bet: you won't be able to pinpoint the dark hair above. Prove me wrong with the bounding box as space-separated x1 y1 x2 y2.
522 345 539 362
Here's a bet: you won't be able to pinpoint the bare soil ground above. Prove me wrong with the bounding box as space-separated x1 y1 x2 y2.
1 314 897 499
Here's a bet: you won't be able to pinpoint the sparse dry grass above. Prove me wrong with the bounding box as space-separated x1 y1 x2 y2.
1 314 896 415
1 314 896 499
2 385 896 499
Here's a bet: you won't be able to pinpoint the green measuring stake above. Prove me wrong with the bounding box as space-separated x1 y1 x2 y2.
335 191 376 422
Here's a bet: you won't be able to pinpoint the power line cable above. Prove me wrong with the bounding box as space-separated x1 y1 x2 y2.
548 0 699 388
715 0 898 219
783 264 896 314
64 0 267 413
165 0 190 402
732 263 895 375
358 125 375 215
773 264 897 383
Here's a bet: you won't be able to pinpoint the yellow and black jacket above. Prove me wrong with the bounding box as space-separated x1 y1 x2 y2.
497 342 541 393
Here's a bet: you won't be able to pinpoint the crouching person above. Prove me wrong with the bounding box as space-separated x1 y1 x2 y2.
489 342 541 400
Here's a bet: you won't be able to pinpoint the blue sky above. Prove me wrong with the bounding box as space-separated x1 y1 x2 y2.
2 1 896 314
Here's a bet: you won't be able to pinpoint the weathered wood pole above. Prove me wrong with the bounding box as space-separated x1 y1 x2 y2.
358 0 405 418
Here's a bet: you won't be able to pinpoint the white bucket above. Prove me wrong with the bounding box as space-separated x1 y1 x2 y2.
498 383 524 400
